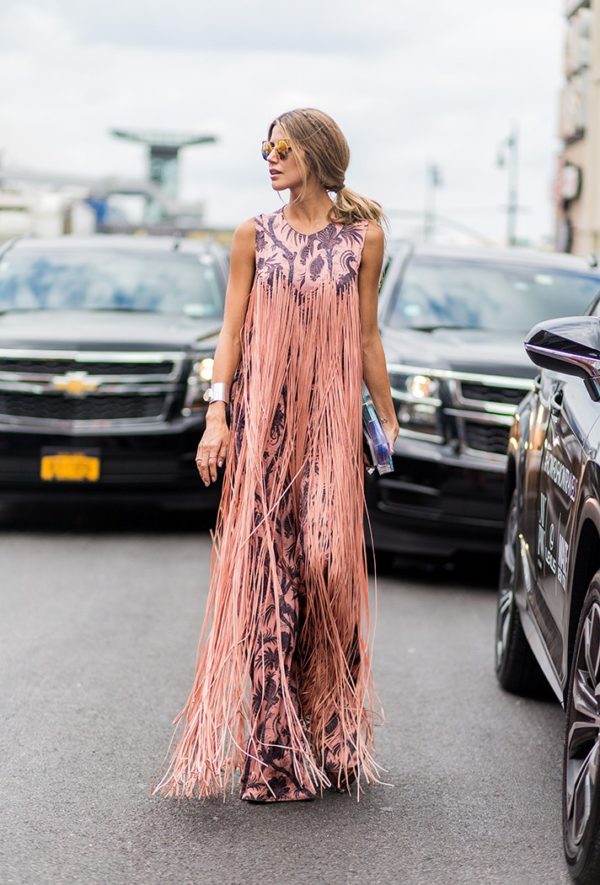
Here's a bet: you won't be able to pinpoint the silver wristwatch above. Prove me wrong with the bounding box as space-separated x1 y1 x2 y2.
203 382 230 404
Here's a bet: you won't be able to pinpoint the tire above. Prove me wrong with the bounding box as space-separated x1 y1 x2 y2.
494 488 548 696
562 574 600 883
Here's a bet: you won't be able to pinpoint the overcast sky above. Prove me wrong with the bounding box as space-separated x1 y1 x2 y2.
0 1 564 245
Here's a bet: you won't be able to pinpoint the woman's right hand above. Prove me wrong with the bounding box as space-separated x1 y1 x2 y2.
196 405 230 486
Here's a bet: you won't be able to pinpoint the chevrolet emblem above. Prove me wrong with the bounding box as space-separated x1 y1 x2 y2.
51 371 99 397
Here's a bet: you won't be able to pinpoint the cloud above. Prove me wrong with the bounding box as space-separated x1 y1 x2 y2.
0 0 564 245
0 0 429 54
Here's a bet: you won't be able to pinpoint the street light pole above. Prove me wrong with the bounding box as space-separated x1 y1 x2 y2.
424 164 443 242
497 124 519 247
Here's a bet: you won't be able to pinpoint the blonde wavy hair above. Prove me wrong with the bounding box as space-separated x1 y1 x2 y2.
268 108 385 228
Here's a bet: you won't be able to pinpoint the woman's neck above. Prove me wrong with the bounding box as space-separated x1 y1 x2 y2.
286 187 335 226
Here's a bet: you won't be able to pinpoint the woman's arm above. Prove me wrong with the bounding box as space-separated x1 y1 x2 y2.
358 221 400 451
197 218 255 485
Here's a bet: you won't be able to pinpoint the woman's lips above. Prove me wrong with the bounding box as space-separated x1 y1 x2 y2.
269 170 281 178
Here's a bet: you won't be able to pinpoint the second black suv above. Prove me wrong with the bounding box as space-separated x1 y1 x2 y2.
365 242 600 559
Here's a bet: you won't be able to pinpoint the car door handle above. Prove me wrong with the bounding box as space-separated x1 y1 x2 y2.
550 389 564 414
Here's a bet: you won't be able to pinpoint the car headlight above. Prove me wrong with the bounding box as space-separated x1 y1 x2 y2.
389 370 443 441
196 357 214 381
182 356 214 415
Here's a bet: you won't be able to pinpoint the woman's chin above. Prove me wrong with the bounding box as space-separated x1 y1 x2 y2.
270 180 288 192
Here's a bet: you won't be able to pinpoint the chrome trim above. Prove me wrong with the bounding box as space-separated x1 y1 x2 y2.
0 412 169 429
460 400 517 416
0 349 184 383
398 427 444 445
390 387 442 408
0 413 202 434
0 380 178 395
0 348 183 361
387 362 535 389
445 408 514 427
462 446 507 465
525 342 600 379
0 371 179 384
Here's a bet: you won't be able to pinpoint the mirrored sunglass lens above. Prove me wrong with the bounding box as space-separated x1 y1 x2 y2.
262 140 290 160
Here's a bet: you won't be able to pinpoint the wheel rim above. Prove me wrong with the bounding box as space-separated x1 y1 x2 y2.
565 601 600 851
495 495 518 669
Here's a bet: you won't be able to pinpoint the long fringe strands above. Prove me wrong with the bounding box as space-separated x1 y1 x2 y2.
151 268 385 801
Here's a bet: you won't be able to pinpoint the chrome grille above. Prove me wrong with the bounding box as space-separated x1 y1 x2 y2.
464 421 510 455
459 381 526 407
0 348 184 427
0 357 175 376
0 392 166 421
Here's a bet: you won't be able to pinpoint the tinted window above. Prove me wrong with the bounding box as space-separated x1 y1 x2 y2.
387 257 600 332
0 250 224 318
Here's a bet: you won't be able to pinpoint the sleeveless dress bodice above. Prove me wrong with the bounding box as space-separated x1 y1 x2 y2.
254 205 369 293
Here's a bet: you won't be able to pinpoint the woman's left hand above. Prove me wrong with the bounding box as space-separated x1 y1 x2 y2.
383 419 400 455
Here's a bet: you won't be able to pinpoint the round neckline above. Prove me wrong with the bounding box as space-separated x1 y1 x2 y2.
279 205 338 238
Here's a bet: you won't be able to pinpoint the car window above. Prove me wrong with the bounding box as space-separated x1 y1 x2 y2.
0 250 225 318
386 257 600 332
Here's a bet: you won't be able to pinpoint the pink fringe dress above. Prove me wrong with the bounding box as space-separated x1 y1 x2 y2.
153 206 383 802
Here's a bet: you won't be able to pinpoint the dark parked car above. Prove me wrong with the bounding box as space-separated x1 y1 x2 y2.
0 234 228 508
365 242 600 558
495 307 600 882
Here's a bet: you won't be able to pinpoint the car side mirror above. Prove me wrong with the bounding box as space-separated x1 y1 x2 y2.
524 316 600 402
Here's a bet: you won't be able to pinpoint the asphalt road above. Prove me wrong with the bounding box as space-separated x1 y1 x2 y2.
0 502 571 885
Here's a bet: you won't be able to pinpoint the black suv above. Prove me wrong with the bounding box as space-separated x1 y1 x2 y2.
495 306 600 882
0 235 228 508
365 242 600 559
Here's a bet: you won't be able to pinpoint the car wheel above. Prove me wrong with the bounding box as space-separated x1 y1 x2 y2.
563 574 600 883
494 488 547 696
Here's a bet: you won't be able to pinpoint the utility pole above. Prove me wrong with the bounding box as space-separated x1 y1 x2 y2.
424 164 443 242
497 124 519 246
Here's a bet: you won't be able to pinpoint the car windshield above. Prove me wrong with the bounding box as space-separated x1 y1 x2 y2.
0 249 225 318
386 257 600 332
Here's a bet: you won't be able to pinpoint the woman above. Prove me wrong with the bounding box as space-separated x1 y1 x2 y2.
153 107 399 803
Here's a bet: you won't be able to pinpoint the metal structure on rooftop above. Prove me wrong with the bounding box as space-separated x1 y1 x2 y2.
111 128 217 201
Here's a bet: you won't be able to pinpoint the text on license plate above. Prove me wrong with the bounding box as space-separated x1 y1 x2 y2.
40 452 101 482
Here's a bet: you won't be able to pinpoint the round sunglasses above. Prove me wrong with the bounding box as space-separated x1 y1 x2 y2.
261 139 292 161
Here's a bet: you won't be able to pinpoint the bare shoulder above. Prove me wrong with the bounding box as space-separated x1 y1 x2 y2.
231 217 256 259
363 219 385 249
360 220 384 269
233 216 256 242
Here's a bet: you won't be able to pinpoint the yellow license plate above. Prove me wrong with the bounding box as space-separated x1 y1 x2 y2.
40 452 101 482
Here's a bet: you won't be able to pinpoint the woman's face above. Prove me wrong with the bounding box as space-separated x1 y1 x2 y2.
265 122 304 193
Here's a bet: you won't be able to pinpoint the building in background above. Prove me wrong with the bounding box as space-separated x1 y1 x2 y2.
0 128 227 242
556 0 600 255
